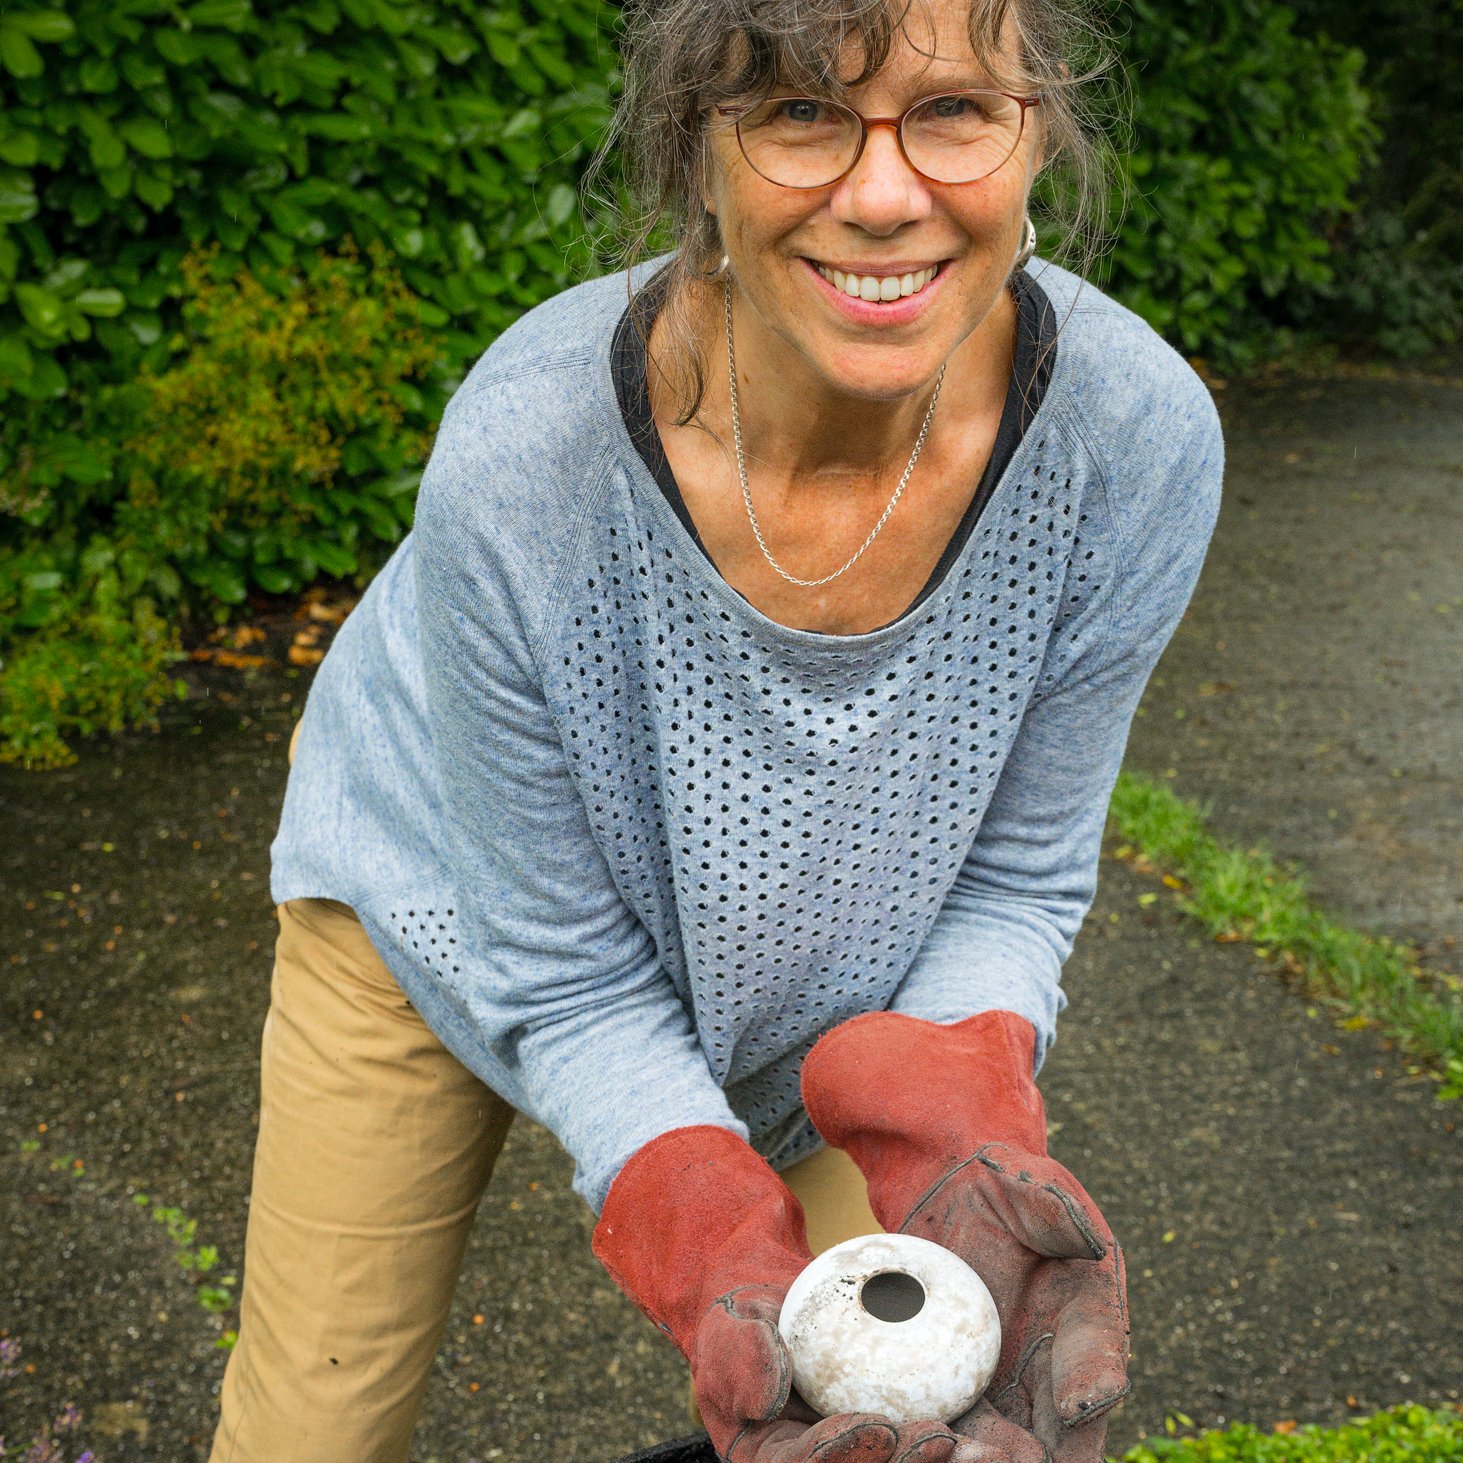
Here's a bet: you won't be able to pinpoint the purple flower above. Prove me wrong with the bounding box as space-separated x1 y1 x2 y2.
49 1408 79 1438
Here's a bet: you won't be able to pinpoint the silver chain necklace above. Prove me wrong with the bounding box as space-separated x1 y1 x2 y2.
723 276 947 588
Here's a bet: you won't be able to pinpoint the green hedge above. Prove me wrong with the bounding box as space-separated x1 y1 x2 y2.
1105 0 1374 363
0 0 615 765
0 0 1387 764
1281 0 1463 356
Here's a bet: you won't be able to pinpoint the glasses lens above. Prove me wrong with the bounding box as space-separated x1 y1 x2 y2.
902 92 1024 183
736 97 861 188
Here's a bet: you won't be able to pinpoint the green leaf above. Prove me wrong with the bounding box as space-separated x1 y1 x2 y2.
26 354 67 398
0 332 35 381
0 27 45 80
155 30 203 66
186 0 254 29
119 51 167 89
97 164 133 200
449 219 485 268
78 55 120 92
126 311 163 345
88 130 128 171
252 564 295 594
7 11 76 42
134 171 175 210
543 182 575 229
485 31 519 69
188 560 247 604
151 563 184 600
300 112 374 142
15 282 66 336
75 288 127 318
0 130 41 166
119 117 174 160
392 226 426 259
0 185 40 224
52 441 112 485
42 258 89 294
310 540 357 577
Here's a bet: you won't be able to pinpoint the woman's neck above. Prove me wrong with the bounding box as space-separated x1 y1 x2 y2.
651 276 1017 499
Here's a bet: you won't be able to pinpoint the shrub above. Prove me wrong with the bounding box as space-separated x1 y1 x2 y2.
0 237 441 765
0 595 181 769
1104 0 1376 366
0 0 1411 763
0 0 613 427
1 0 614 764
1282 0 1463 356
115 237 442 602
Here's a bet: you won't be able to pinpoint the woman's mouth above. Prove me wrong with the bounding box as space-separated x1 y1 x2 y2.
811 262 943 302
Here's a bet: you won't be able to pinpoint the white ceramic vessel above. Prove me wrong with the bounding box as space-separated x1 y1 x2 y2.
777 1233 1001 1425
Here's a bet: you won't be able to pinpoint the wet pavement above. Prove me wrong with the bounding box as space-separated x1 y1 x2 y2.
1 366 1459 1462
1126 367 1463 974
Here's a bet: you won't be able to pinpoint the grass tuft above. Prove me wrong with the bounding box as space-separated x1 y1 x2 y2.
1114 1404 1463 1461
1107 771 1463 1087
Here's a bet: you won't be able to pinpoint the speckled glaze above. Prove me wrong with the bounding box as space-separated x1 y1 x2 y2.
777 1234 1001 1424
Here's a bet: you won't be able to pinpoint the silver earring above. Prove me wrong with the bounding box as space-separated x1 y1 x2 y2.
1012 216 1037 272
696 251 730 280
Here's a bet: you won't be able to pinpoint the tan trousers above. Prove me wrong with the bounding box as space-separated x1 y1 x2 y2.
207 895 881 1463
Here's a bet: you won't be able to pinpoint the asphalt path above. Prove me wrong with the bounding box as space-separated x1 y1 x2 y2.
1 366 1458 1462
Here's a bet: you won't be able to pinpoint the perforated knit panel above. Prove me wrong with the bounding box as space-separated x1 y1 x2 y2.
270 259 1223 1208
541 442 1094 1143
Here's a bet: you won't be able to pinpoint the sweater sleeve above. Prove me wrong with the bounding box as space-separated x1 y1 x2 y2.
414 383 746 1212
890 373 1225 1070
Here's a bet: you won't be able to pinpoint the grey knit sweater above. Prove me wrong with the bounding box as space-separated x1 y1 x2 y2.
271 257 1223 1211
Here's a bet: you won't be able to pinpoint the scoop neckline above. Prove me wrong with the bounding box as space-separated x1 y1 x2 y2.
597 260 1077 653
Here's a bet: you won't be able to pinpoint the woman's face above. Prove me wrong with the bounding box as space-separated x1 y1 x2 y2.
702 0 1040 405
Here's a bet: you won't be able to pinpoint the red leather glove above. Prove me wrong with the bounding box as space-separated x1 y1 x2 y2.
593 1125 962 1463
801 1011 1130 1463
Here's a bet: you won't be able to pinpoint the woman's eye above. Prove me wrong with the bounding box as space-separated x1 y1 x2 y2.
932 95 977 118
779 99 824 124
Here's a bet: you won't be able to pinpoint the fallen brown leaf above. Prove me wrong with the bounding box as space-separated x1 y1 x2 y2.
288 645 325 667
190 648 273 669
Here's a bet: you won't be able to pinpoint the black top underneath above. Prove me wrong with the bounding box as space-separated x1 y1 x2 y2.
611 268 1058 630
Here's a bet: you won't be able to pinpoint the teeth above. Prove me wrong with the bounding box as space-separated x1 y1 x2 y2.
821 264 939 301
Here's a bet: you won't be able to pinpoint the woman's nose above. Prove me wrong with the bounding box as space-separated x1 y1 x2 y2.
828 123 933 234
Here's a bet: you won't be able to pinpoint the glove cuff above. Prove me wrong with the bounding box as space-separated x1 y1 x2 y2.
591 1124 811 1354
800 1009 1048 1227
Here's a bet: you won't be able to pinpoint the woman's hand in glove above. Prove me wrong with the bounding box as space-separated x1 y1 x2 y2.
593 1125 962 1463
801 1012 1130 1463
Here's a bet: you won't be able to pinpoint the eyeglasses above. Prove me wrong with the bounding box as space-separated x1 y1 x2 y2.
715 90 1041 189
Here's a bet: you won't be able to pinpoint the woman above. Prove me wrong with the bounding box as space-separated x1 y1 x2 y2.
209 0 1222 1459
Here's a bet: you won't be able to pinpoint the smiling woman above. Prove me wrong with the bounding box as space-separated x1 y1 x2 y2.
207 2 1221 1462
593 0 1120 422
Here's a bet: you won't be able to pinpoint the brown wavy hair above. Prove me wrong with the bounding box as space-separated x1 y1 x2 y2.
582 0 1127 425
